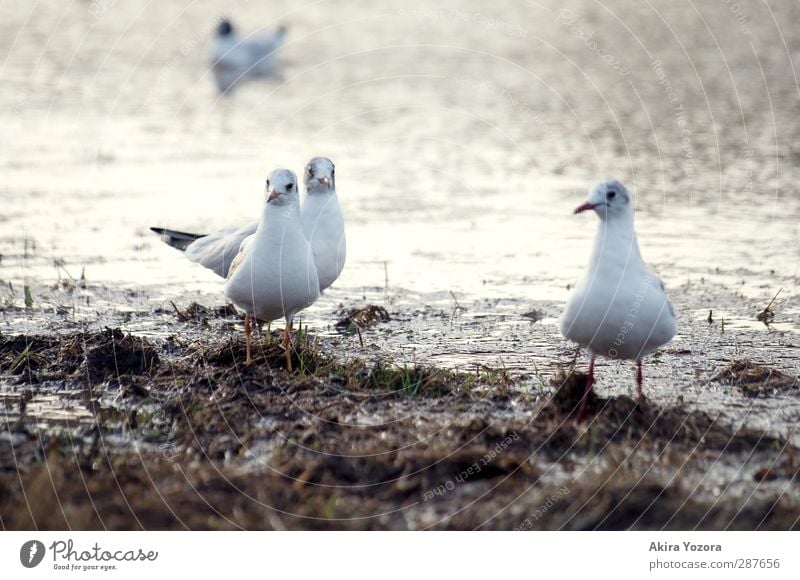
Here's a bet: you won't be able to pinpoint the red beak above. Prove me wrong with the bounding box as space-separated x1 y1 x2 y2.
574 202 596 214
268 190 281 202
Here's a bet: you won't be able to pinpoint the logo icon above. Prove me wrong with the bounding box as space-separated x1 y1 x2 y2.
20 540 45 568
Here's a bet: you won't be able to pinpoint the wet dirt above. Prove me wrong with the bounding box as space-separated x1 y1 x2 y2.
1 321 798 530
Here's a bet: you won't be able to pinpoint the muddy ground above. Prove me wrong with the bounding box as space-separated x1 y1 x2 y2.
1 302 798 530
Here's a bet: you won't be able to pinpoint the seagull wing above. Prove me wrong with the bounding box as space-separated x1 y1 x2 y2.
184 222 257 277
246 27 286 74
226 233 256 280
650 270 676 318
150 227 207 251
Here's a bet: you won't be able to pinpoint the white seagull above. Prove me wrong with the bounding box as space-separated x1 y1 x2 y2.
299 156 346 291
560 180 677 419
225 168 319 368
150 157 345 293
211 18 287 93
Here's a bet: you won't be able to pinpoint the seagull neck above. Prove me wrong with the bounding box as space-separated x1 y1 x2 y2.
589 216 642 269
305 185 332 195
258 199 301 233
302 188 336 211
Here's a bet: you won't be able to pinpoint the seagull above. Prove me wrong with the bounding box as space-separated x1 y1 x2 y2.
224 168 319 368
211 18 287 93
560 180 677 420
150 157 345 293
300 157 346 291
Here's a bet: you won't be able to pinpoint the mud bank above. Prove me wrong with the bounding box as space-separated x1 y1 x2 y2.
1 316 798 530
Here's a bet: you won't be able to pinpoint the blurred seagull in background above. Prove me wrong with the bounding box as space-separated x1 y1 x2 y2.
151 157 345 294
211 18 287 93
560 180 677 421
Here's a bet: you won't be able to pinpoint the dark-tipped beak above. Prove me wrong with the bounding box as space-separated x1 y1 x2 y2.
268 190 281 203
574 202 596 214
319 176 331 189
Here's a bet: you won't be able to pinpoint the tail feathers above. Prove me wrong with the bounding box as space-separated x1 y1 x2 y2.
150 227 207 251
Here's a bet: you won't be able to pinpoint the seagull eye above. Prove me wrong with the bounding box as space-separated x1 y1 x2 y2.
266 179 270 189
606 191 616 199
287 183 294 191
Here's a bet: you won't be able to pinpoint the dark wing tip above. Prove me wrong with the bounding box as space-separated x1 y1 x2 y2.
150 227 207 251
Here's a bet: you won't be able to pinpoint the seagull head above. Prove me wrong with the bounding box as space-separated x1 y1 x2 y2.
217 19 234 38
304 157 335 193
574 180 632 220
265 169 299 206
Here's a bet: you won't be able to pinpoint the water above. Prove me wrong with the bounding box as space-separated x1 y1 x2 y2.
1 1 799 388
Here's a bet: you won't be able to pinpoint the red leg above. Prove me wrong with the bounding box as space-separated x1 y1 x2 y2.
636 359 643 400
244 314 252 364
577 354 595 422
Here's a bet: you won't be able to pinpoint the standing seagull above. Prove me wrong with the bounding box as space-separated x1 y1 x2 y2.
150 157 345 293
560 180 677 419
211 18 288 93
300 157 346 291
224 169 319 368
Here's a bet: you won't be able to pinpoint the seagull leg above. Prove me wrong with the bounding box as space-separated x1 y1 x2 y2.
283 317 293 373
244 313 252 364
636 359 644 400
577 354 595 422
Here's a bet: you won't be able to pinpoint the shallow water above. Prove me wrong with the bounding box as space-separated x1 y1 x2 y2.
1 1 799 438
